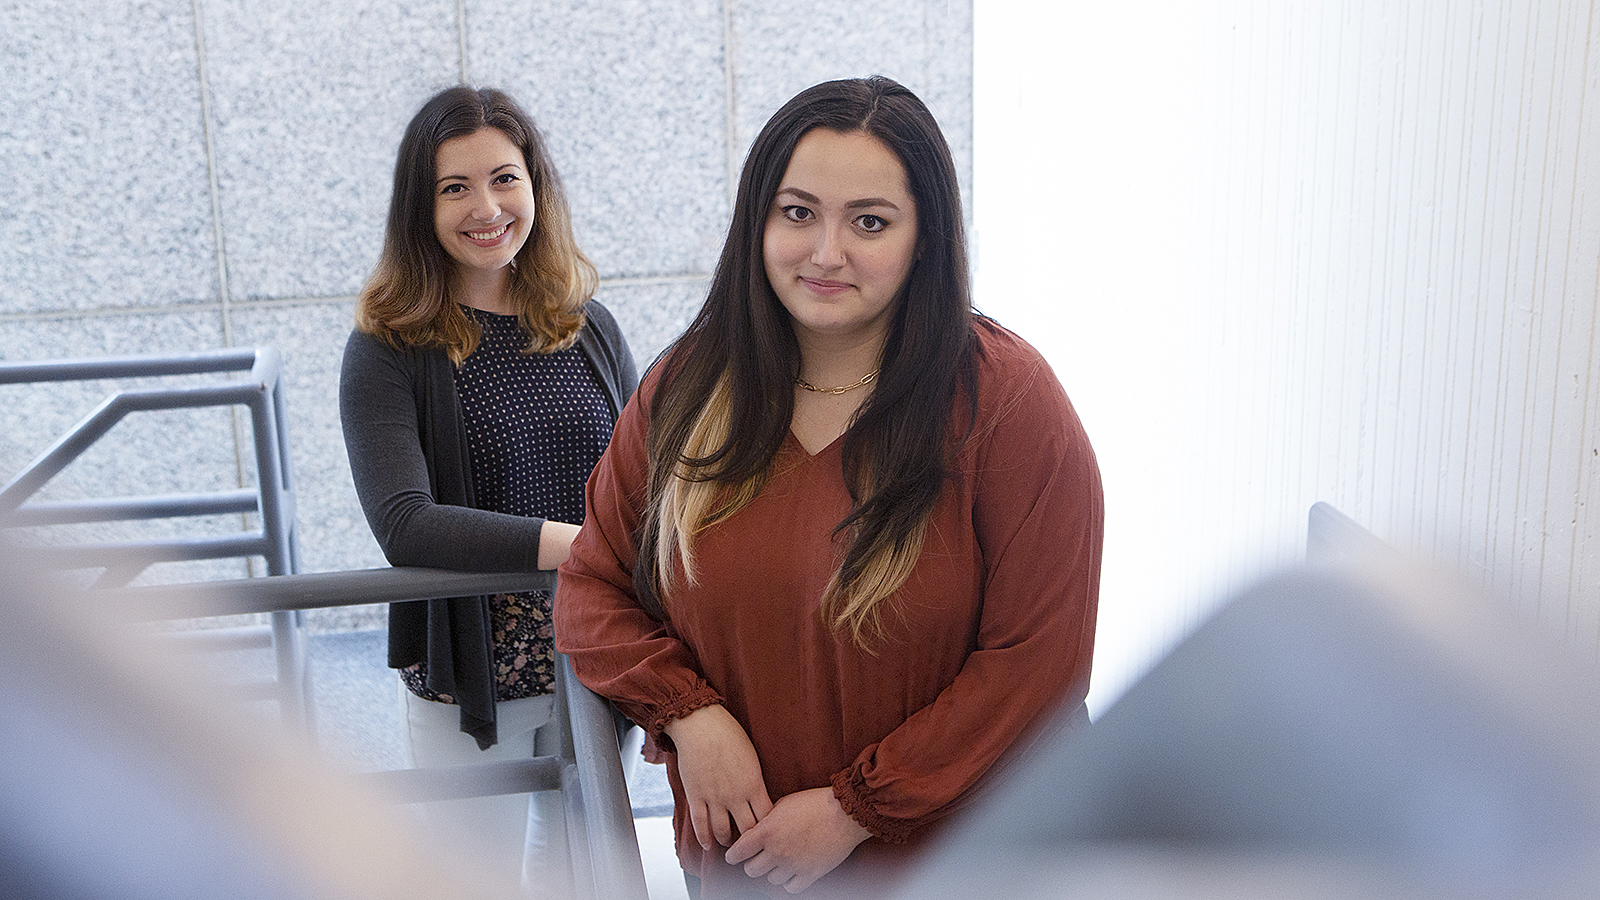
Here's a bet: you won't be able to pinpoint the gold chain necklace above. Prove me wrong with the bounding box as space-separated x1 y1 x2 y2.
794 370 879 395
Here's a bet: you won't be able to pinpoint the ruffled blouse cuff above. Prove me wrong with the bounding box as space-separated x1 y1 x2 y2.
831 768 914 844
644 685 724 752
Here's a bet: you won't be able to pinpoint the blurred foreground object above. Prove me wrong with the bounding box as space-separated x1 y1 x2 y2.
0 545 518 900
896 554 1600 899
0 348 310 727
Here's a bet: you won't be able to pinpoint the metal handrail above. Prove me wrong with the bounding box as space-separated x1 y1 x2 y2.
1307 501 1387 563
102 566 649 900
0 346 272 383
0 347 307 727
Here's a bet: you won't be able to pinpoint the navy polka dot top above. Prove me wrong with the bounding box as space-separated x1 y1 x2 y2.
400 304 615 703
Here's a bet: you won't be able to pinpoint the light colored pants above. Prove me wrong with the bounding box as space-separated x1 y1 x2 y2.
399 680 570 898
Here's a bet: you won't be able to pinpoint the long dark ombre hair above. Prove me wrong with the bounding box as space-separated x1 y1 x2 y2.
635 75 977 646
356 85 596 363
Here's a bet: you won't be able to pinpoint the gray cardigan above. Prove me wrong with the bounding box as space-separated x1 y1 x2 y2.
339 300 638 749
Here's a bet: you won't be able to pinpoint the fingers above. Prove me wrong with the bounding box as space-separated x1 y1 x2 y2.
692 803 736 849
688 802 715 850
726 823 760 866
726 844 785 883
663 704 772 848
711 809 735 848
748 852 816 894
752 792 775 819
732 799 762 837
726 824 792 885
725 787 868 892
696 801 763 849
739 850 775 878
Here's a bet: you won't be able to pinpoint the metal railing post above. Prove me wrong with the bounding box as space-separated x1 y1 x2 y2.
100 566 649 900
0 348 308 727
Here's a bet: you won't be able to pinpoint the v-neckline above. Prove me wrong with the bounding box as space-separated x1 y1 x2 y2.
787 427 845 459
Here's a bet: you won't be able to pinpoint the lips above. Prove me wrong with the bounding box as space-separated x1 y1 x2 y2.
801 276 851 295
463 222 511 244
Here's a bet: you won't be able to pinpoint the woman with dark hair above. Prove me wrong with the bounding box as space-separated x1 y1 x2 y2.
556 75 1102 898
340 85 637 892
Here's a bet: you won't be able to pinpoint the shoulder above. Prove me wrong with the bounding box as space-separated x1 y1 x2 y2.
582 297 619 329
966 315 1057 398
341 327 450 388
958 316 1089 461
577 298 636 366
341 327 399 372
580 298 624 344
576 297 640 395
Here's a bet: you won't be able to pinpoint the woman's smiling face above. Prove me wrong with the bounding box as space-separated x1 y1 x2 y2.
762 128 919 350
432 127 535 278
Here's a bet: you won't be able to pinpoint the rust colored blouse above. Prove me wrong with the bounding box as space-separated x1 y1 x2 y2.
556 318 1103 899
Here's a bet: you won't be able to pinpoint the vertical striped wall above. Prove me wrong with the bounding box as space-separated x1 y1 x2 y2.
977 0 1599 709
1197 0 1599 632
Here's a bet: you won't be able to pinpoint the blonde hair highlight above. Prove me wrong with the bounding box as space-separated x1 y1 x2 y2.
650 374 764 597
649 373 927 649
818 521 928 649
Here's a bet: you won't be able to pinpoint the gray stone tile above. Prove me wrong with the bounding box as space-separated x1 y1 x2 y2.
0 0 973 610
0 1 219 313
200 0 461 302
227 299 388 577
594 278 710 374
0 310 253 585
730 0 973 218
466 0 730 280
0 307 227 364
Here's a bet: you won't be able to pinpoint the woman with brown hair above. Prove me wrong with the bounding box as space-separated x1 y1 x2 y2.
340 85 636 893
556 76 1102 899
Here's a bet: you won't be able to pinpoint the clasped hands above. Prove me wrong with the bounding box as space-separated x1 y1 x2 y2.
663 704 871 894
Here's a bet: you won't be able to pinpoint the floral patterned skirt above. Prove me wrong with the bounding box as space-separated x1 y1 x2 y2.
399 590 556 703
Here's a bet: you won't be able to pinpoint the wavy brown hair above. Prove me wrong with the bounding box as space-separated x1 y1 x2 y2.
635 76 978 648
356 86 596 362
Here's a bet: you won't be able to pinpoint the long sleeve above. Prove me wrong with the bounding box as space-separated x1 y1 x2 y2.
339 329 546 573
555 319 1102 896
832 333 1103 840
553 371 724 741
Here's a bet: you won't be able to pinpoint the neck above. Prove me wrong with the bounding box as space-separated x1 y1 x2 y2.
794 331 886 393
451 266 514 315
789 335 883 455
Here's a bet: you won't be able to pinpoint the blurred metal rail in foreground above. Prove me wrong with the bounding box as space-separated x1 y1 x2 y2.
103 565 648 900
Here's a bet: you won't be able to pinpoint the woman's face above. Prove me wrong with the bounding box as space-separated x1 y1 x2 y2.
432 127 536 277
762 129 918 350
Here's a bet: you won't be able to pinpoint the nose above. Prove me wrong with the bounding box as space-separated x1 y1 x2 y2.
470 190 501 222
809 223 846 269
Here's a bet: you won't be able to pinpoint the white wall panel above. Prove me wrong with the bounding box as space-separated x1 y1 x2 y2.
978 0 1600 711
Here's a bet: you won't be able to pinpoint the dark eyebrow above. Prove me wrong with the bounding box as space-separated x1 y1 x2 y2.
775 187 901 212
775 187 820 204
435 163 524 187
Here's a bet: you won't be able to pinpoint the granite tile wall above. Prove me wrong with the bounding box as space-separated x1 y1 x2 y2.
0 0 973 586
